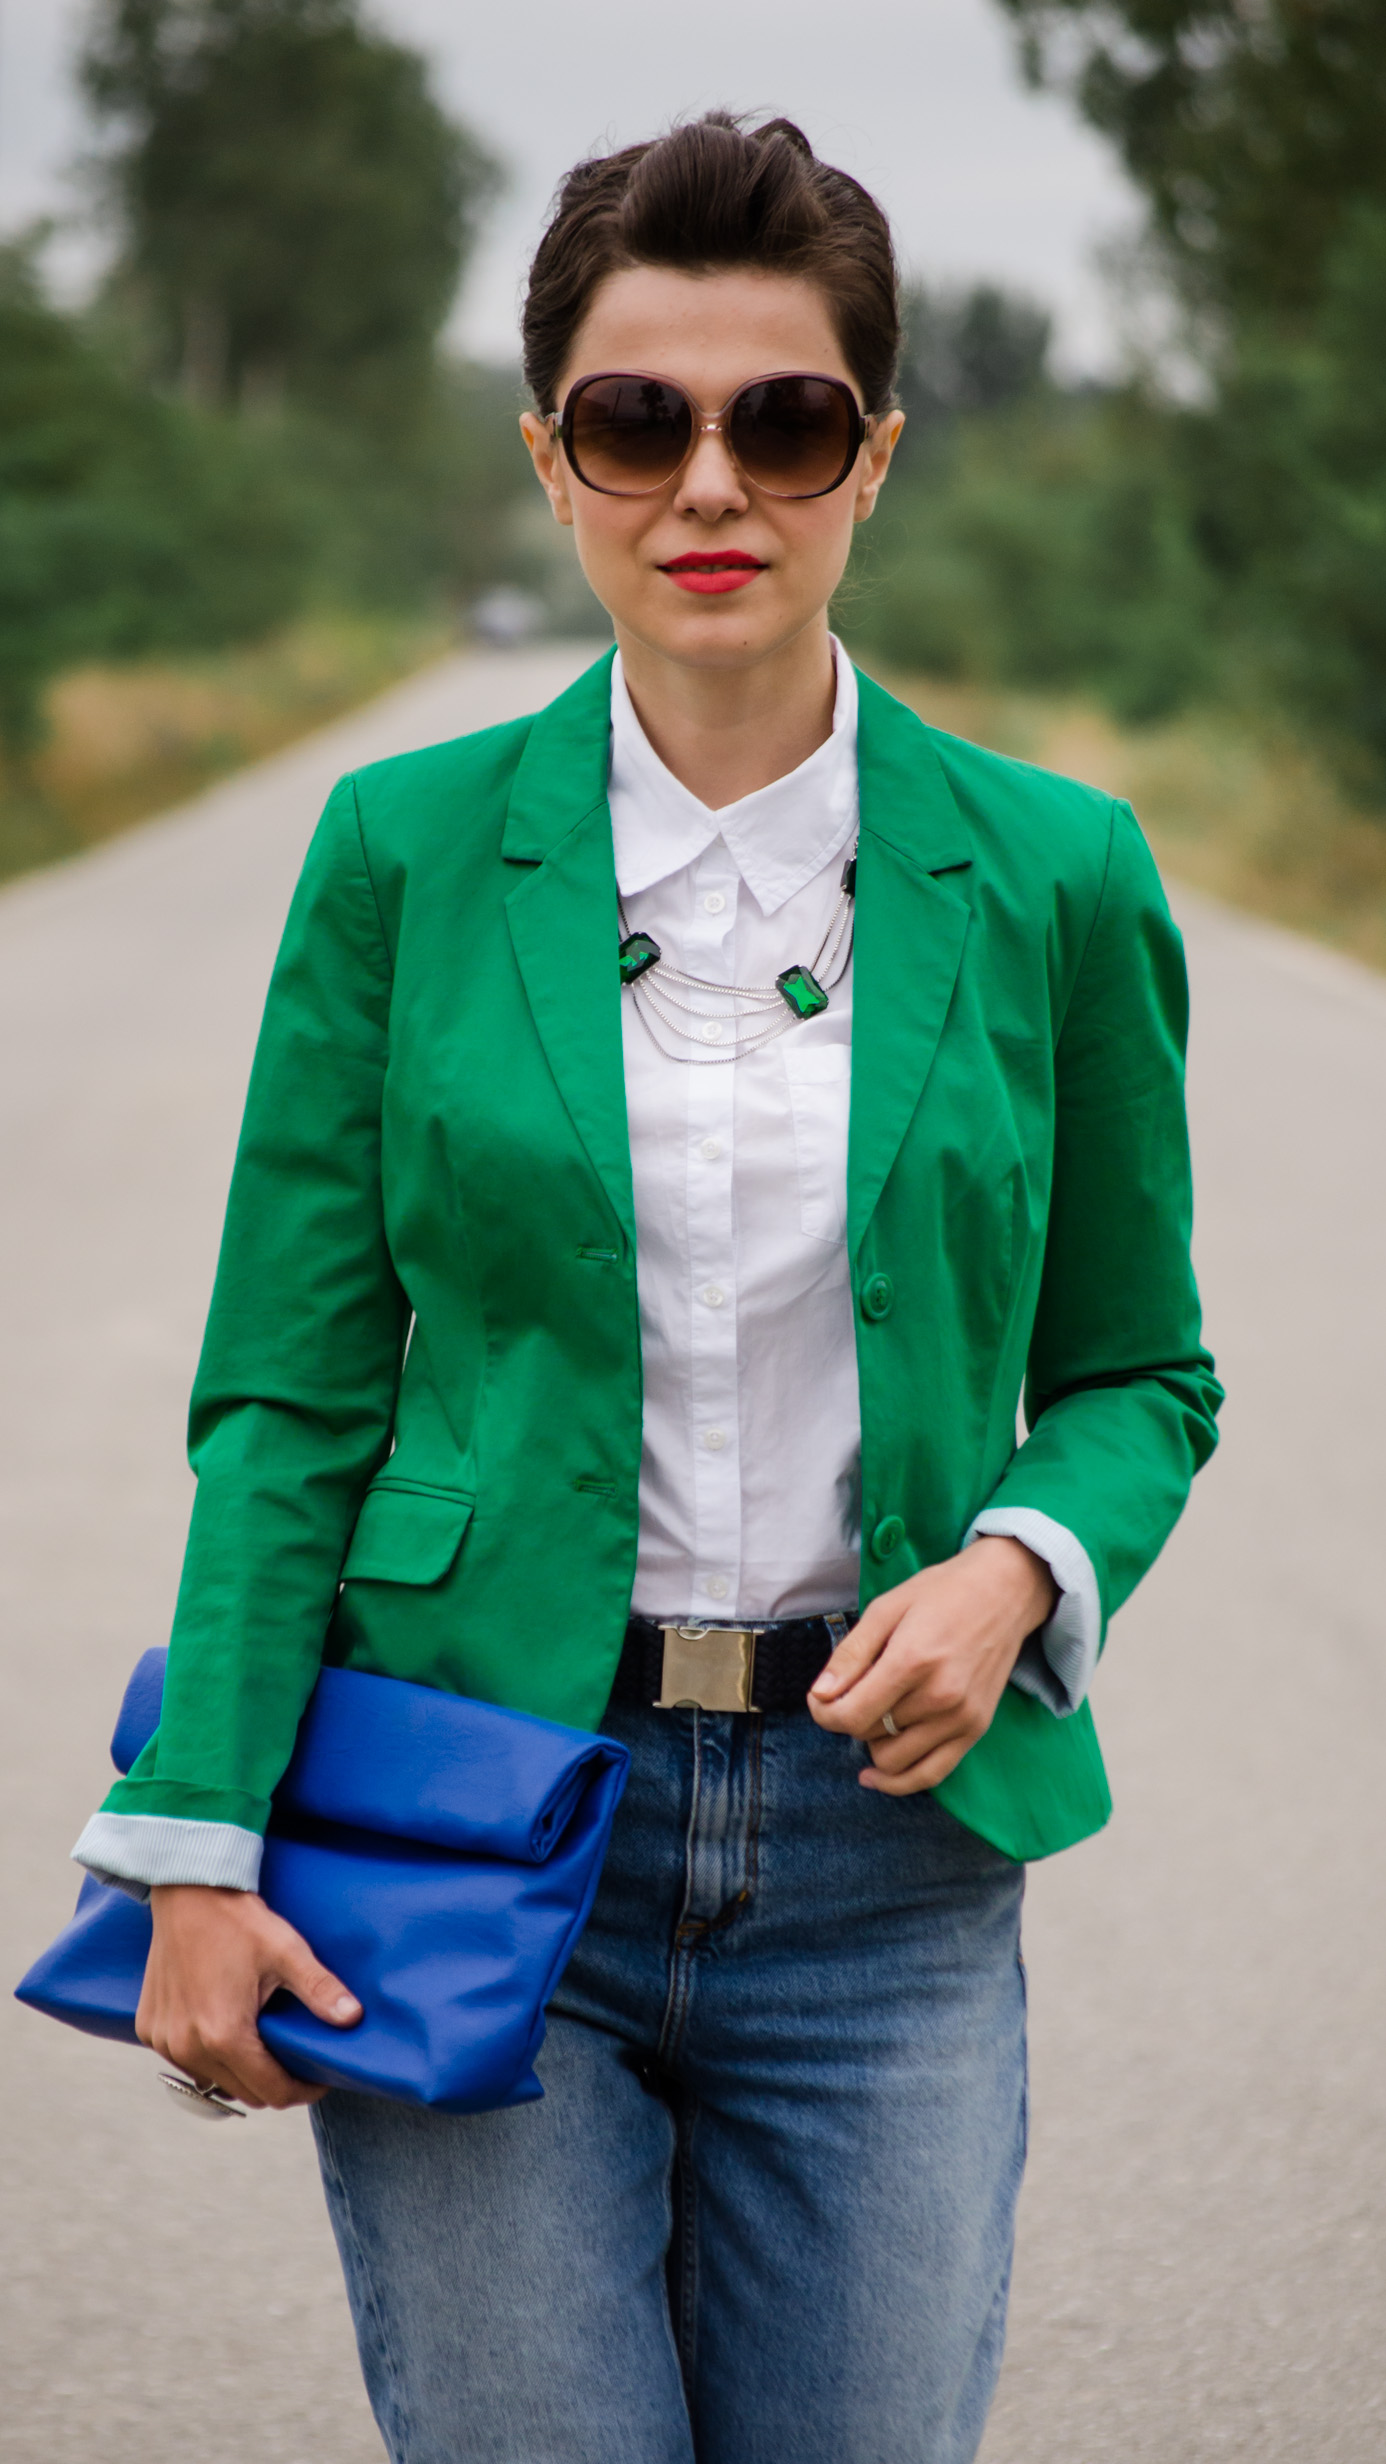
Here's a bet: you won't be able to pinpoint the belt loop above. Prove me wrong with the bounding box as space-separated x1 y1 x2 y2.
822 1612 850 1649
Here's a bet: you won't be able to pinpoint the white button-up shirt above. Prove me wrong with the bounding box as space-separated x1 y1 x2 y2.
610 643 1099 1711
612 646 862 1621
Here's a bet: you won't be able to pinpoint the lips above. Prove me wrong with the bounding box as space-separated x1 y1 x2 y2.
658 551 768 596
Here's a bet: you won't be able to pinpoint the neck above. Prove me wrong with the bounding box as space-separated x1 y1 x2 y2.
615 617 837 810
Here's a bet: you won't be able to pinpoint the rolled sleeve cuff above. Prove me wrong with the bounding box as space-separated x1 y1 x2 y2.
71 1812 263 1901
964 1506 1101 1718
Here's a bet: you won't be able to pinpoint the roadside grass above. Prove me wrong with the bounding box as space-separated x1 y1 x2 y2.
867 665 1386 975
0 612 452 887
6 627 1386 978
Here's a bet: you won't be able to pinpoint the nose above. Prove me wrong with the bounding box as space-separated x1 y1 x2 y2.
672 420 750 520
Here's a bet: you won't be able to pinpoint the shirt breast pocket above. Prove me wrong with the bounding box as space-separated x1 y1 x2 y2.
781 1041 852 1245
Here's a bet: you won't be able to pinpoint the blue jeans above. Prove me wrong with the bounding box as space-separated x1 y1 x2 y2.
312 1702 1027 2464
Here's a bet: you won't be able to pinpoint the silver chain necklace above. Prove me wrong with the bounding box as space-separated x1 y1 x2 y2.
617 849 857 1064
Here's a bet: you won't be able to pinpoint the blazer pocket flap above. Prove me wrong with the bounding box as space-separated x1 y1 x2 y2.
342 1486 474 1586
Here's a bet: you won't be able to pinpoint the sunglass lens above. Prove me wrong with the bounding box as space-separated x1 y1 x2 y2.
566 377 692 493
729 377 858 496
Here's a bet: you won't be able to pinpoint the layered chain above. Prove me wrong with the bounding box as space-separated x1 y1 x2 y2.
618 850 857 1065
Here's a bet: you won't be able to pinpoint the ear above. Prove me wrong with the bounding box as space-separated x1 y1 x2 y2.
853 409 906 523
519 411 575 530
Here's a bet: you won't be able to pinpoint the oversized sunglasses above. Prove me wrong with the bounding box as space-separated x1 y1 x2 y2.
552 370 870 499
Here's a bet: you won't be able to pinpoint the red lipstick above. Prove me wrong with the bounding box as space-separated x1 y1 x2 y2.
659 551 767 596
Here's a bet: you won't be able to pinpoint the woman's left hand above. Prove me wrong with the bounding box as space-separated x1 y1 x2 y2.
807 1538 1058 1794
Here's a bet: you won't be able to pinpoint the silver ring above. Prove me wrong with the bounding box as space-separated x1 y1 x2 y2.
159 2071 245 2120
881 1710 900 1738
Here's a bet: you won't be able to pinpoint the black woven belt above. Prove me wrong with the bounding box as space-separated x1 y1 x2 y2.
610 1612 854 1715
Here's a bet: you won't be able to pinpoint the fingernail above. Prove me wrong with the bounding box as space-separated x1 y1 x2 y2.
810 1674 838 1698
858 1769 878 1790
333 1995 360 2021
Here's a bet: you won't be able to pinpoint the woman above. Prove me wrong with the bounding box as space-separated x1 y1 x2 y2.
75 113 1220 2464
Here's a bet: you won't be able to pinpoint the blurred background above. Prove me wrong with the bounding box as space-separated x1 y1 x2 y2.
2 0 1384 964
5 16 1386 2461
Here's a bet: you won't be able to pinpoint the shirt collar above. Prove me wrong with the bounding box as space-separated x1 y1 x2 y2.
608 638 859 916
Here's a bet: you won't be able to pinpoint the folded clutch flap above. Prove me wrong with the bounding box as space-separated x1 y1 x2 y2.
108 1651 627 1864
23 1653 631 2114
341 1483 473 1585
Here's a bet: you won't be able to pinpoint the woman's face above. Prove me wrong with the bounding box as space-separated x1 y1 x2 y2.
520 265 903 673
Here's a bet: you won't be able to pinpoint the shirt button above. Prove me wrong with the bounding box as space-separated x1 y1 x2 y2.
861 1272 895 1322
702 1428 727 1451
700 1021 725 1043
700 1284 726 1308
870 1515 907 1563
702 891 727 915
699 1137 722 1162
705 1575 729 1601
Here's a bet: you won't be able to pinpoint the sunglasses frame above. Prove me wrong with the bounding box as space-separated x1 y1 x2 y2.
552 370 871 500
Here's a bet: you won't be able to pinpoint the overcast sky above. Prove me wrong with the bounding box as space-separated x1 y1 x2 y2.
0 0 1140 373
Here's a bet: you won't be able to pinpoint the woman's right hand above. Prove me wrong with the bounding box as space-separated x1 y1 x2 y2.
137 1884 362 2110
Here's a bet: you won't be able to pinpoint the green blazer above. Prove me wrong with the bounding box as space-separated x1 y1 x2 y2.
104 651 1221 1864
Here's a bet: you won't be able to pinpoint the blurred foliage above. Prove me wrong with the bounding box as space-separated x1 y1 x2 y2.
0 611 447 880
81 0 501 424
0 232 309 762
915 0 1386 791
844 283 1218 727
998 0 1386 329
6 0 1383 846
0 0 535 783
895 281 1053 440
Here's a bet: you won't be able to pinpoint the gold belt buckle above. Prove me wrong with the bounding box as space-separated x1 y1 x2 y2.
656 1624 760 1713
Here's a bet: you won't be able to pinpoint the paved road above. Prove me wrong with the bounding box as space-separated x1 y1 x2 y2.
2 648 1382 2463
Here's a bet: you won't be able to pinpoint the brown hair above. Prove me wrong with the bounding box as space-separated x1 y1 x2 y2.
522 111 900 417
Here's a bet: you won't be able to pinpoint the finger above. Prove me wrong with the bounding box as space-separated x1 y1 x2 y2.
808 1601 895 1703
866 1713 972 1774
211 2025 327 2110
863 1711 952 1767
865 1674 974 1751
271 1939 362 2030
164 2008 325 2111
859 1730 973 1795
155 2033 270 2112
837 1631 976 1737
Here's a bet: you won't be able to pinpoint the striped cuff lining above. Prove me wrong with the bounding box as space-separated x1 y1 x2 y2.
71 1812 263 1901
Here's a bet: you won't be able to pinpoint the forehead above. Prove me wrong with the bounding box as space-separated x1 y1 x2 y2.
562 265 851 401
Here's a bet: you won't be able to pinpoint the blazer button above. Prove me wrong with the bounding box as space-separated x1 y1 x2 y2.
870 1515 906 1562
860 1273 895 1322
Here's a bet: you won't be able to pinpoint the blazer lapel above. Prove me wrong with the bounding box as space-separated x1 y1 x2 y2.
502 651 636 1251
848 671 974 1256
500 653 971 1261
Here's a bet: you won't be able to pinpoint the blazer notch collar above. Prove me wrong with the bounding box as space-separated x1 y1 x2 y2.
502 648 617 865
853 666 972 877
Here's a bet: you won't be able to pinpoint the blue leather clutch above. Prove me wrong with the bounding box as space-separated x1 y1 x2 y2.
16 1649 629 2112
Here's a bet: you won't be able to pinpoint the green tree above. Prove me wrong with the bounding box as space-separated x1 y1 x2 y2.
81 0 501 424
998 0 1386 333
0 233 307 767
895 280 1053 455
993 0 1386 779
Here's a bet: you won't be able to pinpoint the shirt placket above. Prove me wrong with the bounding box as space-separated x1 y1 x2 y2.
681 841 742 1617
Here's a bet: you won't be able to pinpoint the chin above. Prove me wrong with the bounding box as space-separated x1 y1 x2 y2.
623 588 815 670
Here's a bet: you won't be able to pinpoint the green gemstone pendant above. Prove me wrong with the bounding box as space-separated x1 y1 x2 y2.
618 931 661 986
775 963 830 1021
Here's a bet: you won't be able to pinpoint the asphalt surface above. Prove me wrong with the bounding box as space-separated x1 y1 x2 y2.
2 646 1382 2462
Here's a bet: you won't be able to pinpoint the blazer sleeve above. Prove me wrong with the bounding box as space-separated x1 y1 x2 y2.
973 797 1223 1636
95 772 409 1840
